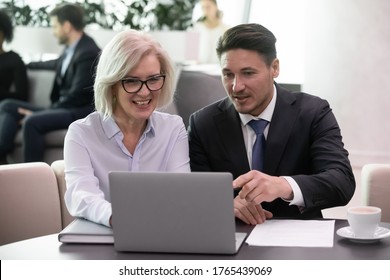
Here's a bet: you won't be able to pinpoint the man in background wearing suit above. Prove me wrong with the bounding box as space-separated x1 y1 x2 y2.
0 3 100 163
188 23 355 225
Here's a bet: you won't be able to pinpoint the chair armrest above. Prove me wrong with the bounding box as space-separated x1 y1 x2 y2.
51 160 74 228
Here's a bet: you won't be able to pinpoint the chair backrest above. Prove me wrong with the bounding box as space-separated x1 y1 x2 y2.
0 162 62 245
51 160 74 228
361 164 390 223
174 70 227 128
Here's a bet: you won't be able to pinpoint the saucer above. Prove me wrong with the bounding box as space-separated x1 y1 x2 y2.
336 226 390 243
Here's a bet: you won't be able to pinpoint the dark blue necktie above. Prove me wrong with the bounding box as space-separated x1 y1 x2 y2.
248 119 268 171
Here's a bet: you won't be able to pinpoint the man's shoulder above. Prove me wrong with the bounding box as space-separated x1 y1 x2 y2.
188 97 233 132
277 85 328 107
77 33 101 53
192 97 230 118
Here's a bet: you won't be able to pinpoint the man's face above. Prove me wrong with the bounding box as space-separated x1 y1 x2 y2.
220 49 279 116
50 16 68 45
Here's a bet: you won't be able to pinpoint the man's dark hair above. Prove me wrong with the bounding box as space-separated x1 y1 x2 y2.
0 9 13 42
50 3 85 31
216 23 277 66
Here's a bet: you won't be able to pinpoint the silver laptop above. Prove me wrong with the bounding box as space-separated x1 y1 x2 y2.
109 171 247 254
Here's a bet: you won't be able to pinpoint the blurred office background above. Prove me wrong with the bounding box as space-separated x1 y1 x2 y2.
2 0 390 218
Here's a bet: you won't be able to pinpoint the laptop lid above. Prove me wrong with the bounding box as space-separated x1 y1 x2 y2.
109 171 246 254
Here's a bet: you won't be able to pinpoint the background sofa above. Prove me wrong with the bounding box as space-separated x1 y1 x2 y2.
6 70 67 164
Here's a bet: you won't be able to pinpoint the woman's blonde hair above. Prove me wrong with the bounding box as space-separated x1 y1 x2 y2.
94 29 175 118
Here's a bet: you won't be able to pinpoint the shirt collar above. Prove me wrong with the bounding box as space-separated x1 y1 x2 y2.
101 113 155 139
67 37 80 52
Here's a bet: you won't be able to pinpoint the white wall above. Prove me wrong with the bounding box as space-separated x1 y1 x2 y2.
249 0 305 84
5 27 199 63
303 0 390 162
303 0 390 218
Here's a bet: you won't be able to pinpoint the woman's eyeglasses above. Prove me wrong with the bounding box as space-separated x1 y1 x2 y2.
121 75 166 94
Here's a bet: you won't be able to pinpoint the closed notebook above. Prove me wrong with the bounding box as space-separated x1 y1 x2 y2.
58 218 113 244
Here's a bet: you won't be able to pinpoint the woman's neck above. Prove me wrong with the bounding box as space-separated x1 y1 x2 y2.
115 117 148 155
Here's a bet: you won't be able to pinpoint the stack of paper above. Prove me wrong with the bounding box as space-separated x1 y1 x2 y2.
245 219 335 247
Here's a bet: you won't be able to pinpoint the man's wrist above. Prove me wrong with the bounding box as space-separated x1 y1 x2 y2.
279 176 294 200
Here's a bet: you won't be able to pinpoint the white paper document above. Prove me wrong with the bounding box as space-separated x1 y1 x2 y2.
245 219 335 247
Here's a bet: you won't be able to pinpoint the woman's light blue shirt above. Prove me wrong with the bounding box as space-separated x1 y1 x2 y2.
64 111 190 226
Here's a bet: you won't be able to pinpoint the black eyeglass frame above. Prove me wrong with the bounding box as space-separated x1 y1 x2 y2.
120 74 166 94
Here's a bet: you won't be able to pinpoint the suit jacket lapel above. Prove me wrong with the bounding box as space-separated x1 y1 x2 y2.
214 99 250 176
53 50 67 89
265 85 298 174
60 34 85 80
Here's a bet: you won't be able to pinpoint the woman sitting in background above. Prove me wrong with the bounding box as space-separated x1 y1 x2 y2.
0 9 28 102
64 29 190 227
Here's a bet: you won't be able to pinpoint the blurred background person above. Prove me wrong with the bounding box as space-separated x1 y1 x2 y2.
0 3 100 163
192 0 229 64
0 9 28 102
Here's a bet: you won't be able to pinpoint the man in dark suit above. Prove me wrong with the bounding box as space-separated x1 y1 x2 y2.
188 23 355 225
0 3 100 162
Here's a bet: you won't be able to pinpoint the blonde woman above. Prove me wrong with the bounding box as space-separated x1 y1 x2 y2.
64 30 190 227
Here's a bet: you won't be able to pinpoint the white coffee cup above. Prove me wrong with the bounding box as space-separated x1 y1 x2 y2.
347 206 381 238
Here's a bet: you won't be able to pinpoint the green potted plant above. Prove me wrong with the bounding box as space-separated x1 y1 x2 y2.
153 0 196 30
1 0 50 26
1 0 197 31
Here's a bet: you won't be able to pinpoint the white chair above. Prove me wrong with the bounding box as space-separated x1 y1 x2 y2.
361 164 390 222
0 162 62 245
